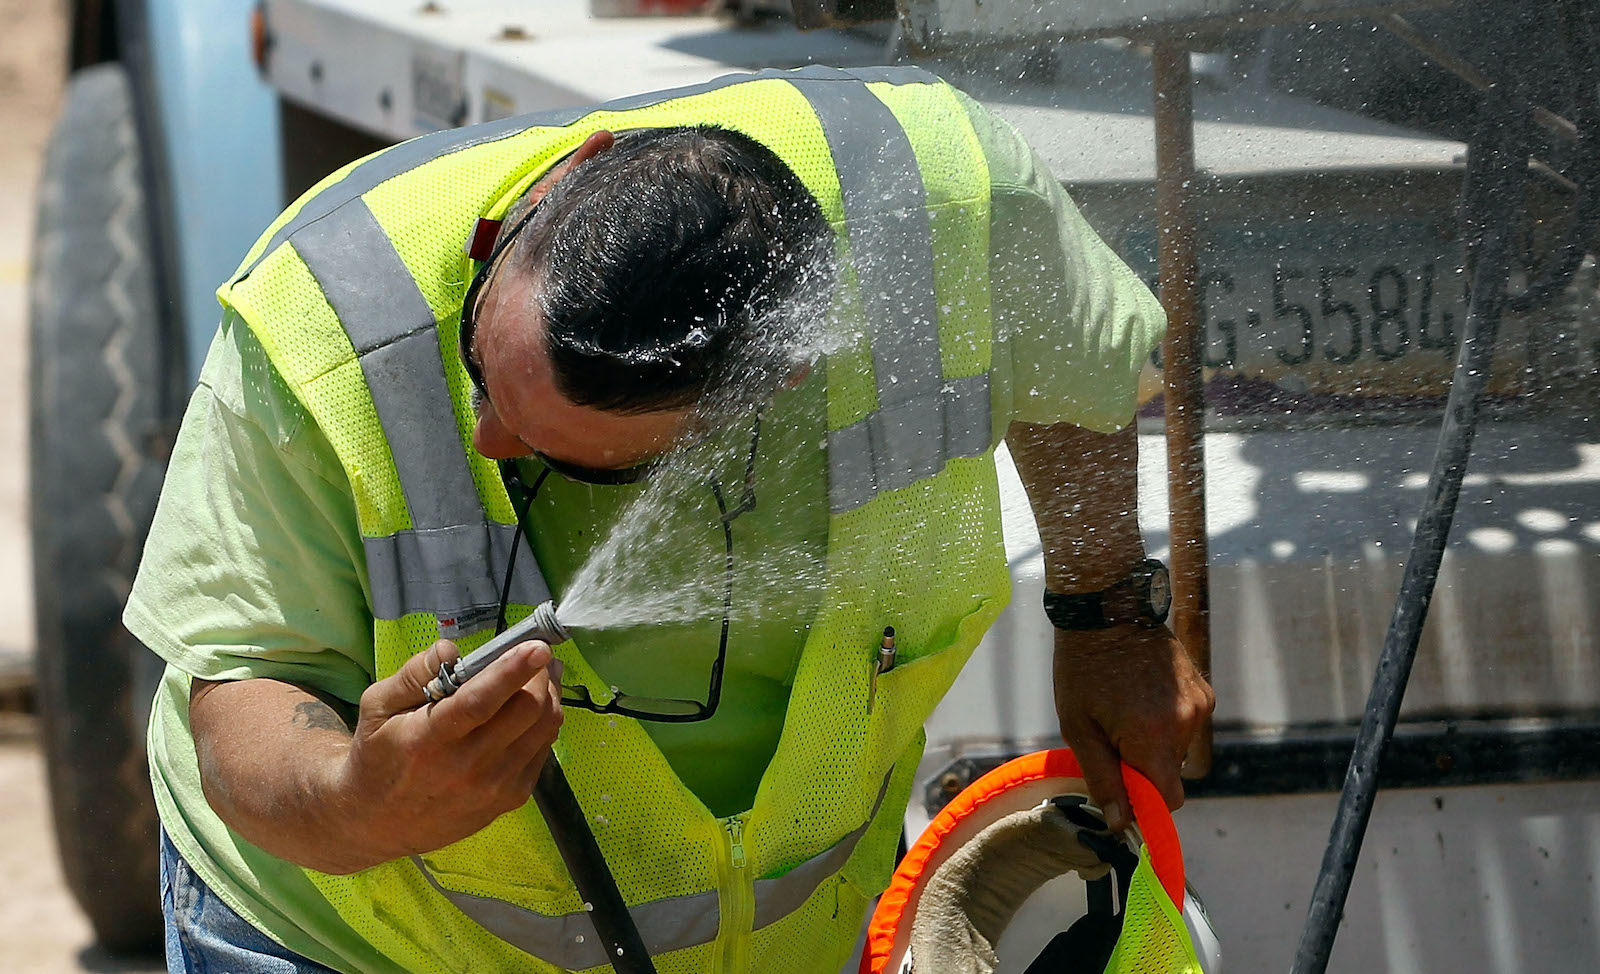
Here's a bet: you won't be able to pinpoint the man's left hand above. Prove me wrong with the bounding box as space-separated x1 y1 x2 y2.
1052 624 1214 832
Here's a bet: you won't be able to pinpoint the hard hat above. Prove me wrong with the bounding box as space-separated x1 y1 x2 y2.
860 749 1221 974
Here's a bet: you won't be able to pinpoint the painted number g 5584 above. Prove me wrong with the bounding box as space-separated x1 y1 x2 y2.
1136 227 1470 387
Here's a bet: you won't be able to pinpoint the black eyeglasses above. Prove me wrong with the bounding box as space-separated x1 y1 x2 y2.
492 415 761 723
531 450 660 487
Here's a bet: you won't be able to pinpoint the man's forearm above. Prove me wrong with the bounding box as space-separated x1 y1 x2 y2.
1006 420 1144 592
1008 419 1214 827
190 678 380 873
190 640 565 876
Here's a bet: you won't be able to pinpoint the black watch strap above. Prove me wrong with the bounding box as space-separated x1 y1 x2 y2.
1044 558 1172 631
1043 590 1113 630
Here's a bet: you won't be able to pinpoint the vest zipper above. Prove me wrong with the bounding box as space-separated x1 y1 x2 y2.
716 813 753 972
727 817 748 869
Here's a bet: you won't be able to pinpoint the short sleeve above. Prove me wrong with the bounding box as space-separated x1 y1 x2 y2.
124 314 376 704
962 92 1168 431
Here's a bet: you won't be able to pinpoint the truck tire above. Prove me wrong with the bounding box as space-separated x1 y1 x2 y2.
28 62 170 954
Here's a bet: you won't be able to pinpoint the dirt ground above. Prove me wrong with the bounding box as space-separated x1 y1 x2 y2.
0 0 56 669
0 1 161 970
1 722 163 972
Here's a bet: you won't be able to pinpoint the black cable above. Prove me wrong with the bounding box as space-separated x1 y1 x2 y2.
533 761 659 974
1289 84 1527 974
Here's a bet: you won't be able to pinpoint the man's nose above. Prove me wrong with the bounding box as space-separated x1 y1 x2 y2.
472 405 530 460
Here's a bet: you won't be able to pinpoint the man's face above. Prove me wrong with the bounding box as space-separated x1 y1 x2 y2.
467 267 693 469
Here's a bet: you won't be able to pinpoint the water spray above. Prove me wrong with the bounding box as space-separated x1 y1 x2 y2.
418 599 658 974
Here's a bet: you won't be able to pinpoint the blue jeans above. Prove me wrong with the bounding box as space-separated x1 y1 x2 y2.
160 830 338 974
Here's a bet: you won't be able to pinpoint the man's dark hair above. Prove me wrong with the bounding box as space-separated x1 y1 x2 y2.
508 126 834 415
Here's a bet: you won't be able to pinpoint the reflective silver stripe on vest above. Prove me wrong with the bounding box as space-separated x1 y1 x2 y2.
363 521 550 622
750 791 881 930
786 75 993 512
943 372 995 459
414 773 893 967
294 199 550 622
293 199 481 532
794 78 942 419
842 65 942 85
413 862 720 971
824 372 993 514
750 65 941 87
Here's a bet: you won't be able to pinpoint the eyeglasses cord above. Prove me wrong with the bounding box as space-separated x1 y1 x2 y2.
496 465 550 634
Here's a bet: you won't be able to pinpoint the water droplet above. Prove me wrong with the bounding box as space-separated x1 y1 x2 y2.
575 935 585 944
584 902 594 912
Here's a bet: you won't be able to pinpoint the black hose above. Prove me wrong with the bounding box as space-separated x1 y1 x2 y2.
533 759 659 974
1288 86 1528 974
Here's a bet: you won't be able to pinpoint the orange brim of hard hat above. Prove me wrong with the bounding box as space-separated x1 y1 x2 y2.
859 748 1185 974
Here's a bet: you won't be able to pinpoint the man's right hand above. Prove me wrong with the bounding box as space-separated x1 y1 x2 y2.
190 639 562 874
334 639 565 866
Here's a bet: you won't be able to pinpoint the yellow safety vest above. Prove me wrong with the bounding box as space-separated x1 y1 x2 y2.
219 65 1011 974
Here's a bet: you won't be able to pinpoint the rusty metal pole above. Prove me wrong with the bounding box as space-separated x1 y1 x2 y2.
1152 42 1213 779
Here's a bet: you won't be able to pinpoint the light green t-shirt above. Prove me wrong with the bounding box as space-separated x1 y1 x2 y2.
127 97 1164 969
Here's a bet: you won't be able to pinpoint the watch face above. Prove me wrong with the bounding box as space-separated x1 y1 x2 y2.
1145 564 1173 620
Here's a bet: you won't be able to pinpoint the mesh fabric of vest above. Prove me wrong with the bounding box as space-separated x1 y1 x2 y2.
1104 849 1206 974
219 73 1009 973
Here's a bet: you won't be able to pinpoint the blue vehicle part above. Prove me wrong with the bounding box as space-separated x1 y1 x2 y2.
141 0 283 383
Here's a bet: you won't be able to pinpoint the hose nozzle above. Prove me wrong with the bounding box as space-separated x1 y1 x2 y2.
423 600 569 703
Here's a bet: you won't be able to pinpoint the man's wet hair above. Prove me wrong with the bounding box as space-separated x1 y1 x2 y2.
508 126 834 415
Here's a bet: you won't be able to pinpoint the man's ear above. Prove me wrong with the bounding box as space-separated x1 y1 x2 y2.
526 130 615 207
782 360 813 390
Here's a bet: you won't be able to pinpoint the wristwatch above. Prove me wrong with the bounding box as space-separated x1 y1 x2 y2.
1043 558 1173 630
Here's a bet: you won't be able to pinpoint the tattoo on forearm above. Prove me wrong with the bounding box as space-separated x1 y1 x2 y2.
291 699 352 733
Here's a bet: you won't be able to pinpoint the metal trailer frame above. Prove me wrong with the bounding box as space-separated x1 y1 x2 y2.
900 2 1596 968
951 7 1587 965
896 0 1453 50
